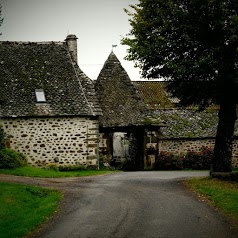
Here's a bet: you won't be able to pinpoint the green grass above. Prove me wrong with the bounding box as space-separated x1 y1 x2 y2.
232 168 238 173
0 182 62 238
186 177 238 227
0 165 116 178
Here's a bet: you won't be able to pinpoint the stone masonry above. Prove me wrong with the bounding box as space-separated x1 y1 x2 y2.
159 138 238 167
0 116 99 167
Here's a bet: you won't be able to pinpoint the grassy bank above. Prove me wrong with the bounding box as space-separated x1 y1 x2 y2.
0 182 61 238
186 177 238 228
0 165 116 178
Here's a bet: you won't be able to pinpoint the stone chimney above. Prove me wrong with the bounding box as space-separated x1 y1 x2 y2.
65 34 78 64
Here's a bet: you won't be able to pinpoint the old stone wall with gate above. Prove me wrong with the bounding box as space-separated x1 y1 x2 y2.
0 116 99 167
159 137 238 167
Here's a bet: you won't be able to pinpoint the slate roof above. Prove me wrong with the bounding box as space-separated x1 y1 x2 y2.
0 41 101 118
95 51 147 128
133 81 179 109
133 81 238 138
157 109 219 138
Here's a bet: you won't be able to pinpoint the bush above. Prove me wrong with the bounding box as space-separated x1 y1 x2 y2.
183 146 213 170
58 165 87 171
45 164 59 171
155 146 213 170
0 148 27 169
199 146 213 169
211 172 238 181
154 151 183 170
0 125 5 150
122 159 138 171
183 151 202 169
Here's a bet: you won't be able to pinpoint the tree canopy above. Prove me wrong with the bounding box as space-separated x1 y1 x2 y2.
122 0 238 172
122 0 238 108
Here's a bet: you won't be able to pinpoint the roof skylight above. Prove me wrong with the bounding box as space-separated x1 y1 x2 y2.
35 89 46 102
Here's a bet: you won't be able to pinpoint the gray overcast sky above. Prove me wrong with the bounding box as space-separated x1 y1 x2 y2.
0 0 141 80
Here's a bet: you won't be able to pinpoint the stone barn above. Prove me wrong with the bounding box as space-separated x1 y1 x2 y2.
133 81 238 167
0 35 102 167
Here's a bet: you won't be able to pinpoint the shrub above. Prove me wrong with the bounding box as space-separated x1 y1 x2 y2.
58 165 87 171
154 151 183 170
45 164 59 171
0 125 5 150
183 146 213 170
199 146 213 169
211 172 238 181
183 151 201 169
154 146 213 170
122 159 138 171
0 148 27 169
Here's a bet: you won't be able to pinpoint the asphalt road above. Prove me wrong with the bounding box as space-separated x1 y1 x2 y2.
28 171 238 238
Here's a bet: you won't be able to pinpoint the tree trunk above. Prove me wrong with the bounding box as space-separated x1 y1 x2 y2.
212 102 237 172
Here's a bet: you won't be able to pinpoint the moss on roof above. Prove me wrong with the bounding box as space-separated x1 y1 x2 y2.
133 81 238 138
133 81 176 109
156 109 219 138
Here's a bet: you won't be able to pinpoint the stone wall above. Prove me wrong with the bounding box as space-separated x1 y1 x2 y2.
159 138 238 167
232 138 238 167
159 138 215 154
0 116 99 167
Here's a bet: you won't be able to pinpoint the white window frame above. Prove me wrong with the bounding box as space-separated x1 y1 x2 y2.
35 89 46 102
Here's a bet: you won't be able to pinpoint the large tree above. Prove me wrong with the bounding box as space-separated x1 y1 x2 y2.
122 0 238 172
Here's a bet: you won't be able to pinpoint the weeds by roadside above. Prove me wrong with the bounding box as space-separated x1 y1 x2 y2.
0 182 61 238
0 165 117 178
186 177 238 229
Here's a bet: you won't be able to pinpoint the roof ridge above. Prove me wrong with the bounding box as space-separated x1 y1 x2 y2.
65 46 96 116
0 41 64 45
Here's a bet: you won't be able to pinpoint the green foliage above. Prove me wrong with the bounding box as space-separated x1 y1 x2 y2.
154 151 183 170
98 155 110 169
45 164 59 171
183 146 213 170
122 159 138 171
58 164 87 171
0 148 27 169
122 0 238 172
186 178 238 227
0 165 116 178
143 116 163 125
0 182 61 238
0 125 27 169
154 146 213 170
0 125 5 150
122 0 238 107
211 172 238 182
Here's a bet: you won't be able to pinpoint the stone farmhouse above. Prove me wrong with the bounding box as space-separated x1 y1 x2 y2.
1 34 238 168
0 35 102 168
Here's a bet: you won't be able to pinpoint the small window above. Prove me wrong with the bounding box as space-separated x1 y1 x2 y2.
35 89 46 102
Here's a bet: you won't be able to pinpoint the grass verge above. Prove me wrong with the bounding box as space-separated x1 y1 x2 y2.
185 177 238 228
0 182 61 238
0 166 117 178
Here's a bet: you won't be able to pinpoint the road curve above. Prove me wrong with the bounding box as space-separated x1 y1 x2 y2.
3 171 236 238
